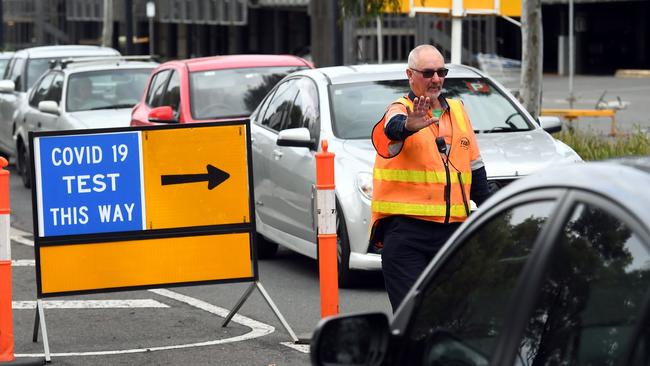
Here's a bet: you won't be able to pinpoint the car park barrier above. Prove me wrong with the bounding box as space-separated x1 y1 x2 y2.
316 140 339 318
540 108 618 136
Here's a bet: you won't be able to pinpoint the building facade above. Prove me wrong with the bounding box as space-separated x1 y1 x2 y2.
0 0 648 74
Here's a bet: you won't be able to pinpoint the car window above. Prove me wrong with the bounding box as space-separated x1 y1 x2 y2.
252 87 276 122
398 201 556 365
163 71 181 114
259 79 298 132
45 73 64 104
26 58 53 92
190 66 305 120
0 59 10 78
66 69 153 112
512 202 650 366
29 73 55 108
283 77 319 137
8 58 25 91
147 69 171 107
330 80 409 139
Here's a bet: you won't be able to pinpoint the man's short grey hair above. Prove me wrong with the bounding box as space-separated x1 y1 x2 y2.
407 44 443 68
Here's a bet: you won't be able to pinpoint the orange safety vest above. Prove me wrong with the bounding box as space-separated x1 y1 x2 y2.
370 96 473 236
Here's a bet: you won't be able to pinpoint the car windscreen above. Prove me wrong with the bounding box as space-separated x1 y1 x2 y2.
189 66 306 120
329 77 533 139
66 68 153 112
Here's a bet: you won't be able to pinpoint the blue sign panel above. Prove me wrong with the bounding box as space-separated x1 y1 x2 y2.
35 132 144 237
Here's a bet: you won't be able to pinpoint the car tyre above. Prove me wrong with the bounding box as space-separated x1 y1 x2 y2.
17 142 31 188
255 233 278 259
337 202 355 288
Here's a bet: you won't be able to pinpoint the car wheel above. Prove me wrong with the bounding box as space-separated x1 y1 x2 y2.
336 202 355 288
17 143 31 188
255 233 278 259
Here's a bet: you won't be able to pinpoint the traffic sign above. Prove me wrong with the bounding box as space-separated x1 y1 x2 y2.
30 121 257 297
141 125 250 230
34 131 145 237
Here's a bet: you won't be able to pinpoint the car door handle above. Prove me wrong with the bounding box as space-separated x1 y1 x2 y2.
272 150 283 160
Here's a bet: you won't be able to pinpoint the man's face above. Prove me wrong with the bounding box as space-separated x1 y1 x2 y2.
406 49 446 100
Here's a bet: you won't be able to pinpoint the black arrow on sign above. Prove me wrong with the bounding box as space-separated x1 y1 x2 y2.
160 164 230 190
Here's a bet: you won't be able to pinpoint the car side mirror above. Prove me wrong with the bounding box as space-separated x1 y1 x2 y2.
0 80 15 93
310 312 390 366
277 127 314 149
538 115 562 134
148 106 177 123
38 100 60 115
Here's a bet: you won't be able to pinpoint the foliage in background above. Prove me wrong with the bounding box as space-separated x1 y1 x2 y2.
555 128 650 161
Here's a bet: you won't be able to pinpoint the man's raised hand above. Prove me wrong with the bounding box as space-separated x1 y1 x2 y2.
404 96 439 132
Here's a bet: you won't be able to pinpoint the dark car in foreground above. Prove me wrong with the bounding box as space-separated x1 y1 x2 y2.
311 157 650 366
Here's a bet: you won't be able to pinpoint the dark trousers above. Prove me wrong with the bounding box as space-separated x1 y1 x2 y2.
380 216 460 312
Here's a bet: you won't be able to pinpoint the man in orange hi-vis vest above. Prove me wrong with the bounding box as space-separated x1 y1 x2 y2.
370 44 491 311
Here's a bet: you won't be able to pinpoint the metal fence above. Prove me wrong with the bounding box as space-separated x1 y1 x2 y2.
343 13 498 66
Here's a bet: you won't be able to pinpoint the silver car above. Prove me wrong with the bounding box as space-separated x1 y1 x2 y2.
0 45 121 159
14 57 157 187
250 63 582 286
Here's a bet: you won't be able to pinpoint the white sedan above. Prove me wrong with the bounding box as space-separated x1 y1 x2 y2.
250 63 582 286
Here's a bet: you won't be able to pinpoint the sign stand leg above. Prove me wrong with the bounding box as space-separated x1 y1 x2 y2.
31 300 51 362
222 281 299 343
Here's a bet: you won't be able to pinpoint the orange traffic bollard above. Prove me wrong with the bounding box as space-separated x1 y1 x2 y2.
315 140 339 318
0 157 13 363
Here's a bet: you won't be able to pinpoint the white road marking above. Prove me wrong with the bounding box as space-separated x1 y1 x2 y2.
10 229 304 357
11 259 34 266
280 342 310 354
13 300 168 309
15 288 277 358
11 227 34 247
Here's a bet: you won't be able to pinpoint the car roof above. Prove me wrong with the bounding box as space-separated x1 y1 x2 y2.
14 45 120 59
293 63 486 85
486 157 650 221
160 54 312 73
61 60 159 74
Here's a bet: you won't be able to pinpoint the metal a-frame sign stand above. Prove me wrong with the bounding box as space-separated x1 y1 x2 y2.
28 122 299 362
222 281 299 343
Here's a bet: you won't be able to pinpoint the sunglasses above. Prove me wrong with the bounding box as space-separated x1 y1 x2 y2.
410 67 449 78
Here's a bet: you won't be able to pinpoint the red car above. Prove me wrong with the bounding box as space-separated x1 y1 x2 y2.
131 54 312 126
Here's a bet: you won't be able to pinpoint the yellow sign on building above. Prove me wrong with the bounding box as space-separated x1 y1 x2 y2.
390 0 521 17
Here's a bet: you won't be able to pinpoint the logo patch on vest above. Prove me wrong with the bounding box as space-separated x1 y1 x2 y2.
459 137 470 150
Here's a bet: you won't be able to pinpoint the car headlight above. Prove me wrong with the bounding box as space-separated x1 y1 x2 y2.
356 171 373 200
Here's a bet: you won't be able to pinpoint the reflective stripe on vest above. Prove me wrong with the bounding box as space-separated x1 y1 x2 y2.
374 168 472 184
372 200 468 217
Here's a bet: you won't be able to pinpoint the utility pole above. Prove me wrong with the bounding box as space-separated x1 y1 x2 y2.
102 0 114 48
147 1 155 56
125 0 134 55
520 0 543 117
311 0 342 66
